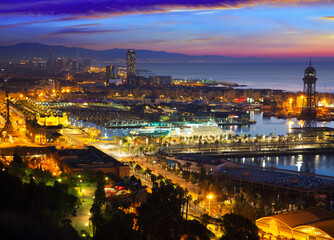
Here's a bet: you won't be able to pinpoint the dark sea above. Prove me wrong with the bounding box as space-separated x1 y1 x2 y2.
137 62 334 92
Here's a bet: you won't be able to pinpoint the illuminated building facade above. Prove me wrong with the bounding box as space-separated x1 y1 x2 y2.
37 113 68 127
48 146 130 178
126 49 136 86
26 119 63 144
256 207 334 240
151 76 173 85
106 65 111 86
106 65 118 86
83 59 90 71
1 97 14 139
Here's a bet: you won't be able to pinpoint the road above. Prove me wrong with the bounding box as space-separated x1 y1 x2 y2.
132 156 201 199
61 128 87 148
71 185 95 237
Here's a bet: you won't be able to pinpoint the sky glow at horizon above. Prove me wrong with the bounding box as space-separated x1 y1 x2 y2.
1 0 334 57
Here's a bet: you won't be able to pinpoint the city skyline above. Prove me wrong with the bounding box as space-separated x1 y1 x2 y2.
1 0 334 57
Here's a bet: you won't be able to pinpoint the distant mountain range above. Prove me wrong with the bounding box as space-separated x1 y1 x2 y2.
0 42 333 64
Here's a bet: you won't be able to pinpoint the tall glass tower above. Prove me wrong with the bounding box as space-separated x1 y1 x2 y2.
126 49 136 85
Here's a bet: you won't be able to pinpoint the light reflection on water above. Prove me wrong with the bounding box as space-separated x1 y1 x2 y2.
221 111 334 137
69 116 132 140
228 154 334 177
223 112 334 176
69 113 334 176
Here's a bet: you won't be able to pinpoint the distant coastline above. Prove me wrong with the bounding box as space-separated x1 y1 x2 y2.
136 62 334 92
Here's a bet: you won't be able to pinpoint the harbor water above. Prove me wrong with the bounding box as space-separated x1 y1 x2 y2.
70 112 334 177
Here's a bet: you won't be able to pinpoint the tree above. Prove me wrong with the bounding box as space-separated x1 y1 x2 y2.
99 207 140 240
185 162 192 171
182 219 213 240
137 180 186 240
90 203 103 237
0 169 78 228
8 154 27 179
145 168 152 176
232 192 257 222
13 154 24 165
219 213 259 240
134 164 143 173
31 168 52 183
150 174 157 183
90 171 106 237
138 146 144 158
94 172 106 205
200 214 212 228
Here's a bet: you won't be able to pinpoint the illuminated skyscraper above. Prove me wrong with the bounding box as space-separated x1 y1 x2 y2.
47 48 54 69
83 59 90 71
106 65 118 86
106 65 111 86
126 49 136 85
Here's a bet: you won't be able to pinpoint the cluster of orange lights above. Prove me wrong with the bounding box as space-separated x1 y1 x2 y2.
61 88 71 93
173 81 206 87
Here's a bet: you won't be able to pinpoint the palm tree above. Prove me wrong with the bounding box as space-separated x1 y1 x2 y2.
138 146 144 158
200 214 212 228
145 168 152 176
151 174 157 183
193 198 199 211
185 162 192 171
185 194 192 220
174 161 182 172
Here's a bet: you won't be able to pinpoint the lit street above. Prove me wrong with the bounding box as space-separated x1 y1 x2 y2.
130 156 200 199
71 185 95 237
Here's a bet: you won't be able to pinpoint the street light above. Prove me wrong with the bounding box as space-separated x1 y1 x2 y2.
207 194 213 215
82 189 85 202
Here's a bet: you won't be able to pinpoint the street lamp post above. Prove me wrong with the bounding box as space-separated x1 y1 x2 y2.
85 222 89 233
207 194 213 215
82 189 85 202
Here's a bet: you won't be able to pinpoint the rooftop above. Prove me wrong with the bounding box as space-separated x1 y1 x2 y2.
265 207 334 229
257 207 334 238
220 167 334 189
50 146 125 168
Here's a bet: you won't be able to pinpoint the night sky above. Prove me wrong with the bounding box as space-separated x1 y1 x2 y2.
1 0 334 57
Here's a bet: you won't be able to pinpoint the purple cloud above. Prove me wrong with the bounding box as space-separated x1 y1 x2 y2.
0 0 331 17
0 17 100 29
71 23 100 27
50 26 147 36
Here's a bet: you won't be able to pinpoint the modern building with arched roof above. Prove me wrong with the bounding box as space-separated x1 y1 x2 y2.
256 207 334 239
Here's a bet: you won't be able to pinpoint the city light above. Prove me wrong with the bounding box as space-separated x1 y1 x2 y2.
207 194 213 215
1 7 334 240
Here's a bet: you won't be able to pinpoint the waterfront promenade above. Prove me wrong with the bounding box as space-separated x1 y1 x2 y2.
160 141 334 157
